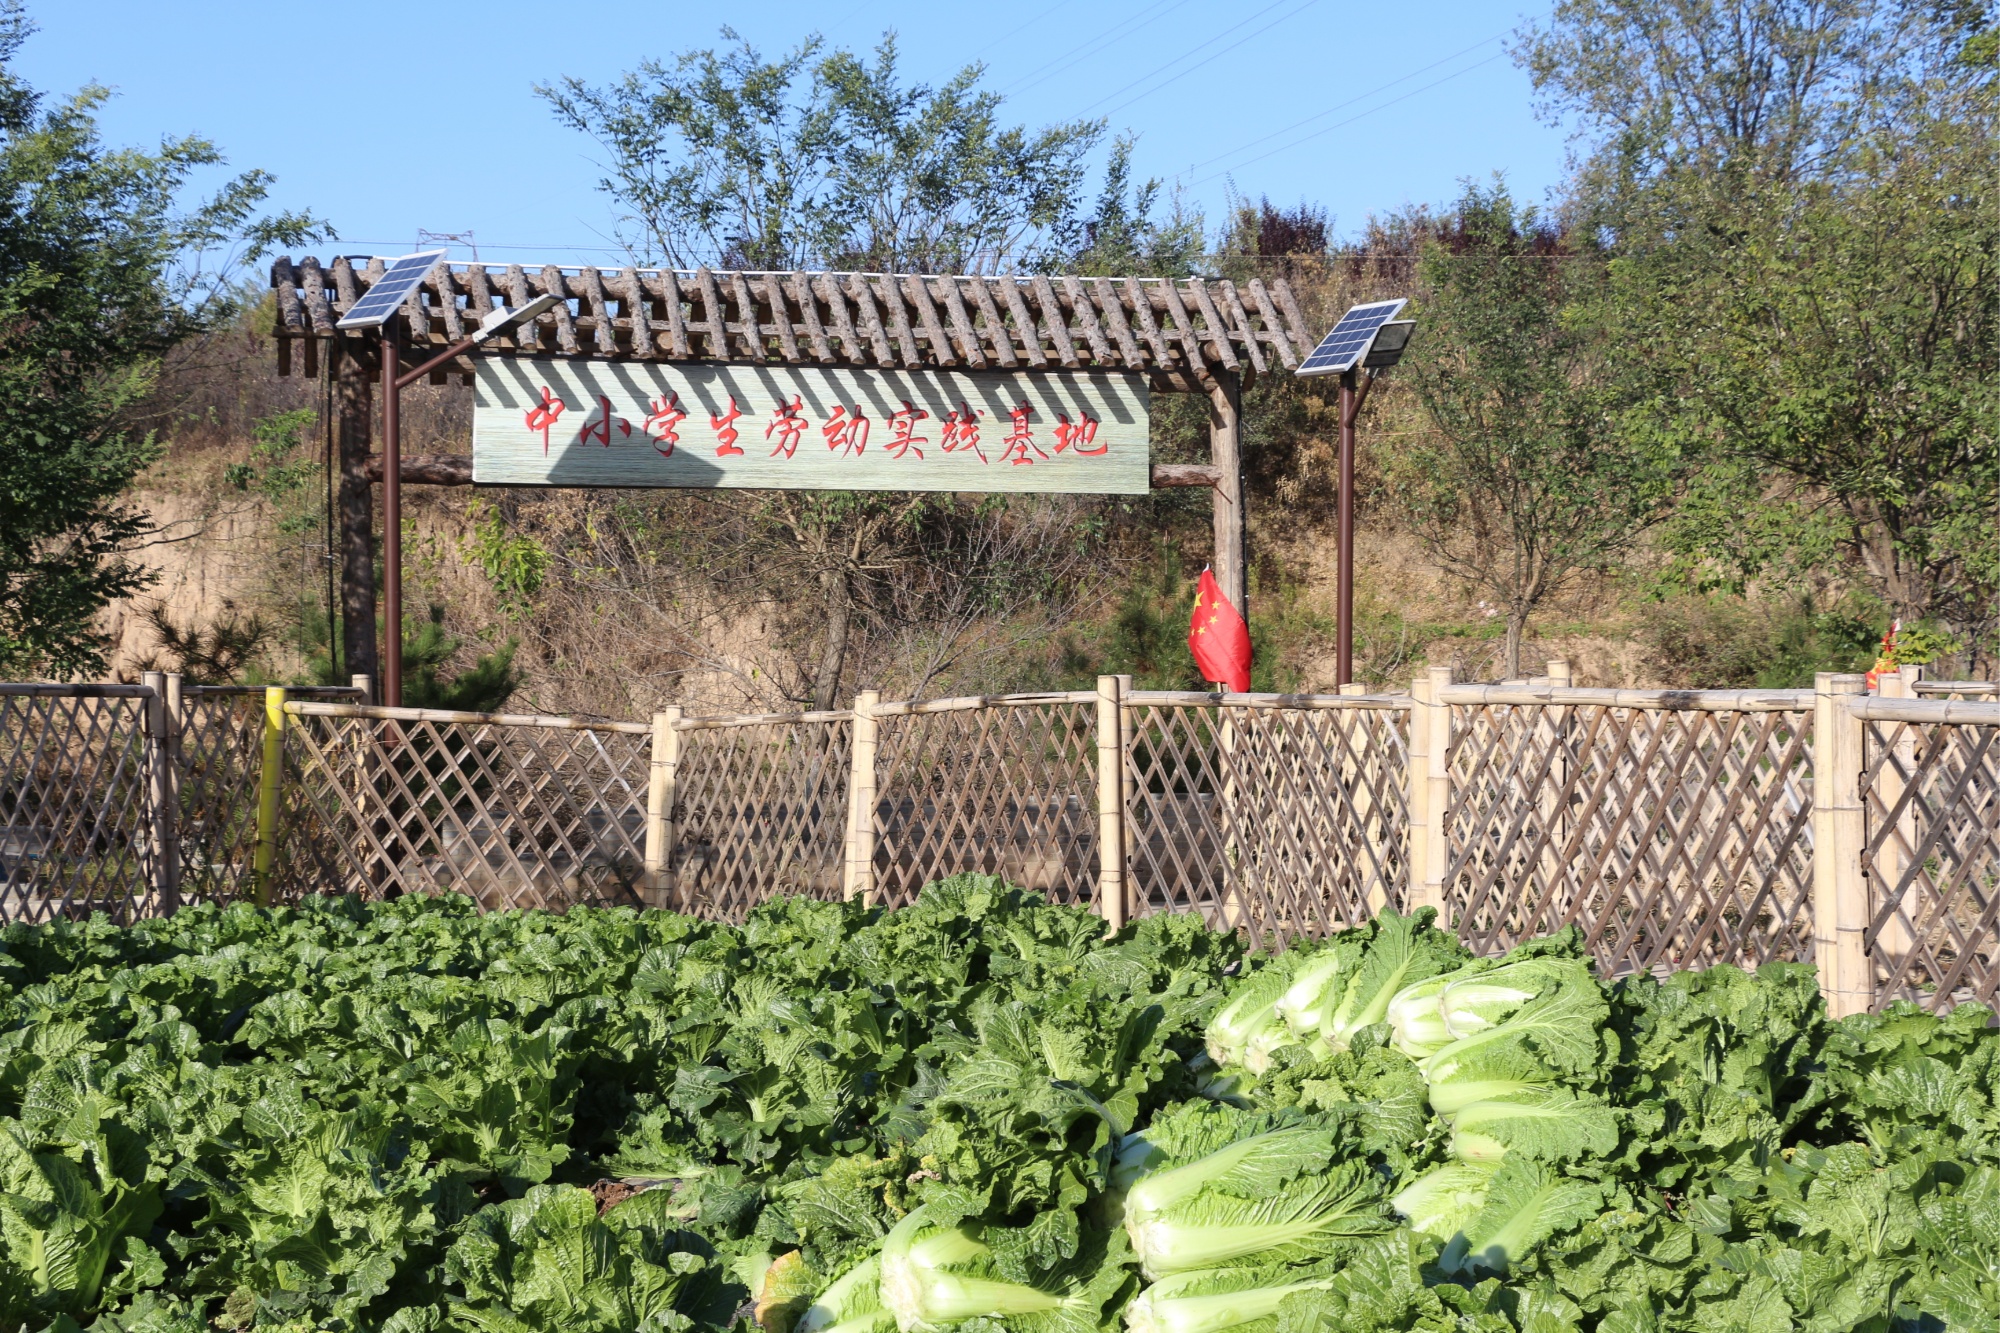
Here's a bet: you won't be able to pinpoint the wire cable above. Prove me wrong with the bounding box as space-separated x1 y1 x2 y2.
1175 29 1510 177
1077 0 1323 119
1187 49 1510 188
1001 0 1199 97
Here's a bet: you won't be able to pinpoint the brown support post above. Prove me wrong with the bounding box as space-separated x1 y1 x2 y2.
1336 370 1358 685
380 318 403 707
1207 371 1246 619
334 337 378 686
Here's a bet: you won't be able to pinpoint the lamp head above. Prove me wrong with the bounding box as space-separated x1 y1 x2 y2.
473 293 562 344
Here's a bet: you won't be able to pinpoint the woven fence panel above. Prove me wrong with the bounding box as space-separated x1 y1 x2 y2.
1861 718 2000 1010
673 719 852 921
1444 702 1815 976
1124 703 1410 949
871 703 1098 909
174 693 265 906
282 713 650 909
0 694 152 922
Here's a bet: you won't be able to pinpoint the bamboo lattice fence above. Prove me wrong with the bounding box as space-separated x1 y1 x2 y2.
8 664 2000 1015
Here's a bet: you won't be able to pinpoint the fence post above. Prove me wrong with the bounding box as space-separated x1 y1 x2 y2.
162 673 183 915
1812 673 1872 1016
251 687 287 907
844 691 880 905
351 673 374 704
1412 665 1456 916
644 707 683 911
1096 676 1127 931
140 672 179 918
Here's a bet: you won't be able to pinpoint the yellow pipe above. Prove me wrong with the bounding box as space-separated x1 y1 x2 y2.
252 686 286 905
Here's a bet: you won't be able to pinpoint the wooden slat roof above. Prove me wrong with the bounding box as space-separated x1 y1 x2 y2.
268 256 1312 389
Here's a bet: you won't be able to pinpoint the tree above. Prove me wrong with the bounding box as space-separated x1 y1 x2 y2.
1392 182 1680 677
539 30 1104 272
0 5 322 677
1521 0 2000 661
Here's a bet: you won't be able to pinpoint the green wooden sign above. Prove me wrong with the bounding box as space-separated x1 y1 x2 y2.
473 358 1150 493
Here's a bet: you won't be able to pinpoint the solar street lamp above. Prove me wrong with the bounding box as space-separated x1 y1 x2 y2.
337 250 559 706
1297 300 1414 686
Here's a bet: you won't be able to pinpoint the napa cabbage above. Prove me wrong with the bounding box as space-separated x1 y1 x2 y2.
1205 964 1297 1072
1272 948 1360 1038
1117 1103 1388 1278
1121 1263 1339 1333
1436 1159 1605 1276
799 1256 896 1333
1388 1161 1495 1241
1314 908 1467 1051
877 1206 1128 1333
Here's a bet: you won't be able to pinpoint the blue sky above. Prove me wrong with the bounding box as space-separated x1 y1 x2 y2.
19 1 1572 268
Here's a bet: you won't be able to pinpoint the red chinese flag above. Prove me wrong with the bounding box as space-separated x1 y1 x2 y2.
1188 568 1252 693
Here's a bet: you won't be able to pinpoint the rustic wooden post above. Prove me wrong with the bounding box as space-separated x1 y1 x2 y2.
1096 676 1127 931
1874 665 1921 969
251 687 287 907
350 673 374 704
644 707 683 911
334 337 379 685
140 672 179 918
1413 665 1456 916
844 691 881 905
1207 371 1246 618
1812 673 1873 1016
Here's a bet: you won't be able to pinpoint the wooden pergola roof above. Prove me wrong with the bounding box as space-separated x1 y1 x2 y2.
269 256 1313 390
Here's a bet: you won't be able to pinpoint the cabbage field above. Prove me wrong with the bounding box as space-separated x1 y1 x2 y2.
1 878 1996 1333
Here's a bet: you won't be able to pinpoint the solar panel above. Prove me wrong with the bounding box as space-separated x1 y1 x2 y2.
335 250 447 330
1296 299 1408 378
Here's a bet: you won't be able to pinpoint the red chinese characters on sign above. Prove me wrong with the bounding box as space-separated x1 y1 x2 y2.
886 401 929 460
766 397 808 458
1054 410 1105 456
710 397 746 456
1000 402 1047 467
823 405 869 456
643 393 688 457
579 395 633 447
525 387 567 453
940 404 986 463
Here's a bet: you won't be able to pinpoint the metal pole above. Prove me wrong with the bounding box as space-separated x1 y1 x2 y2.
1336 369 1358 686
380 319 402 707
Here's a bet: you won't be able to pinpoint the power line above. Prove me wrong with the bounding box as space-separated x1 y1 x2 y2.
1000 0 1200 98
1188 49 1510 188
1078 0 1322 120
967 0 1074 64
1175 29 1510 177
